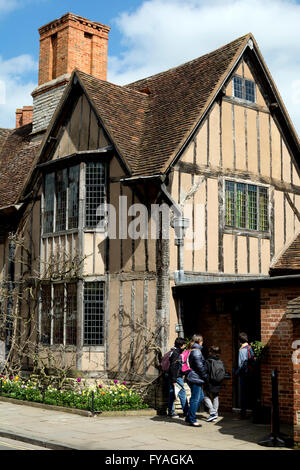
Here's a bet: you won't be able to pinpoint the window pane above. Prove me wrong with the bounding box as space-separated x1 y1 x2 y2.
41 285 51 345
55 169 68 232
53 284 64 345
247 185 257 230
245 79 255 103
236 183 246 228
259 187 268 231
85 162 106 228
225 181 235 226
66 283 77 346
84 282 104 346
68 165 79 229
44 173 55 233
233 76 243 99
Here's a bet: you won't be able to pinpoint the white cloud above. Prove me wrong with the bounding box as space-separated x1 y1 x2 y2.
0 55 37 128
0 0 21 14
108 0 300 135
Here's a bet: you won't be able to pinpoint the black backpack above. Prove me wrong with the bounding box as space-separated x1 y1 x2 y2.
208 358 226 384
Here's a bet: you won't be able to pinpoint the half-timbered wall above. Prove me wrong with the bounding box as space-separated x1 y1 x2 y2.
171 58 300 278
38 90 162 378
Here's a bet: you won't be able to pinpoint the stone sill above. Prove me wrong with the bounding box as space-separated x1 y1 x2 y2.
0 396 155 417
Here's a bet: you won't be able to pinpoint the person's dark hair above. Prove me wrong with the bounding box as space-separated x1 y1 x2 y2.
209 345 221 357
174 337 186 349
238 332 248 344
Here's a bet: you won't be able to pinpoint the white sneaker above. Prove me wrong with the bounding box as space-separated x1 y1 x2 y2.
206 413 218 422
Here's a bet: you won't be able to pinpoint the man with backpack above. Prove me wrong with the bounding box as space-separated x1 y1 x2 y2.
203 346 226 422
235 332 256 419
162 337 189 418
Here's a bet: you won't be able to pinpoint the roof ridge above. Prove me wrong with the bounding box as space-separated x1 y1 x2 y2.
75 69 151 99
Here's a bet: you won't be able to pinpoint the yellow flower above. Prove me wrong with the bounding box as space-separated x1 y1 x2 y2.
15 376 19 381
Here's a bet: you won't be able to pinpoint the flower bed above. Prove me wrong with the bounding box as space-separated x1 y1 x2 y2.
0 375 149 412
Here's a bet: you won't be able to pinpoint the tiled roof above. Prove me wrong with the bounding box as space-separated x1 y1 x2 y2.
0 124 40 208
270 232 300 272
78 33 250 177
0 33 285 210
76 72 149 174
0 128 11 155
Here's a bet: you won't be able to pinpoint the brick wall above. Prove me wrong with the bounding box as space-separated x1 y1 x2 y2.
260 287 300 432
199 311 233 411
292 320 300 442
38 13 110 86
15 106 33 128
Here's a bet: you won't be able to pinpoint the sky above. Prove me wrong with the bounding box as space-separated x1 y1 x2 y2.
0 0 299 134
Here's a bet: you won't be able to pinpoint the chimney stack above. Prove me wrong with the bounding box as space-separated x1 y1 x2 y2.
15 106 33 129
38 12 110 85
31 13 110 134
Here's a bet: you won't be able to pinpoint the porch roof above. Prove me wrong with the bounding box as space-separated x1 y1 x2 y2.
172 273 300 294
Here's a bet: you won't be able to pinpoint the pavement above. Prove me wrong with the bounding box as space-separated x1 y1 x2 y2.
0 398 294 451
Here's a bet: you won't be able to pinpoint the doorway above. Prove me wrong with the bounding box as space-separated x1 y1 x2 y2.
179 285 261 410
231 289 261 408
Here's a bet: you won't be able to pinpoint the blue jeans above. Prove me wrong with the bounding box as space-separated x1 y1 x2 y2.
186 382 204 423
167 377 189 416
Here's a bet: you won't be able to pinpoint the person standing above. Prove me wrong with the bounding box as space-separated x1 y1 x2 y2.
235 332 255 419
167 337 189 418
185 334 208 427
203 346 226 422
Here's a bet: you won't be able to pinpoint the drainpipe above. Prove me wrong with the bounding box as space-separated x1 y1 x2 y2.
160 183 189 284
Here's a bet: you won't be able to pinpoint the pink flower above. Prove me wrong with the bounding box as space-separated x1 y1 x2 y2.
99 384 103 388
114 380 118 384
77 378 81 383
122 381 127 386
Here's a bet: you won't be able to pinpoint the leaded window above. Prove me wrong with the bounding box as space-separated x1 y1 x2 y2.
233 76 256 103
40 283 77 346
225 180 268 232
83 282 105 346
53 284 64 345
44 173 55 233
43 165 80 233
55 169 68 232
85 162 106 228
40 284 51 345
66 283 77 346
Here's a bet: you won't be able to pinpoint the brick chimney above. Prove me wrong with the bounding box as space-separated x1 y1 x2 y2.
31 13 110 134
15 106 33 129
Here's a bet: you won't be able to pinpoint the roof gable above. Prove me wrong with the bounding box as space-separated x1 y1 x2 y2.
126 34 251 176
